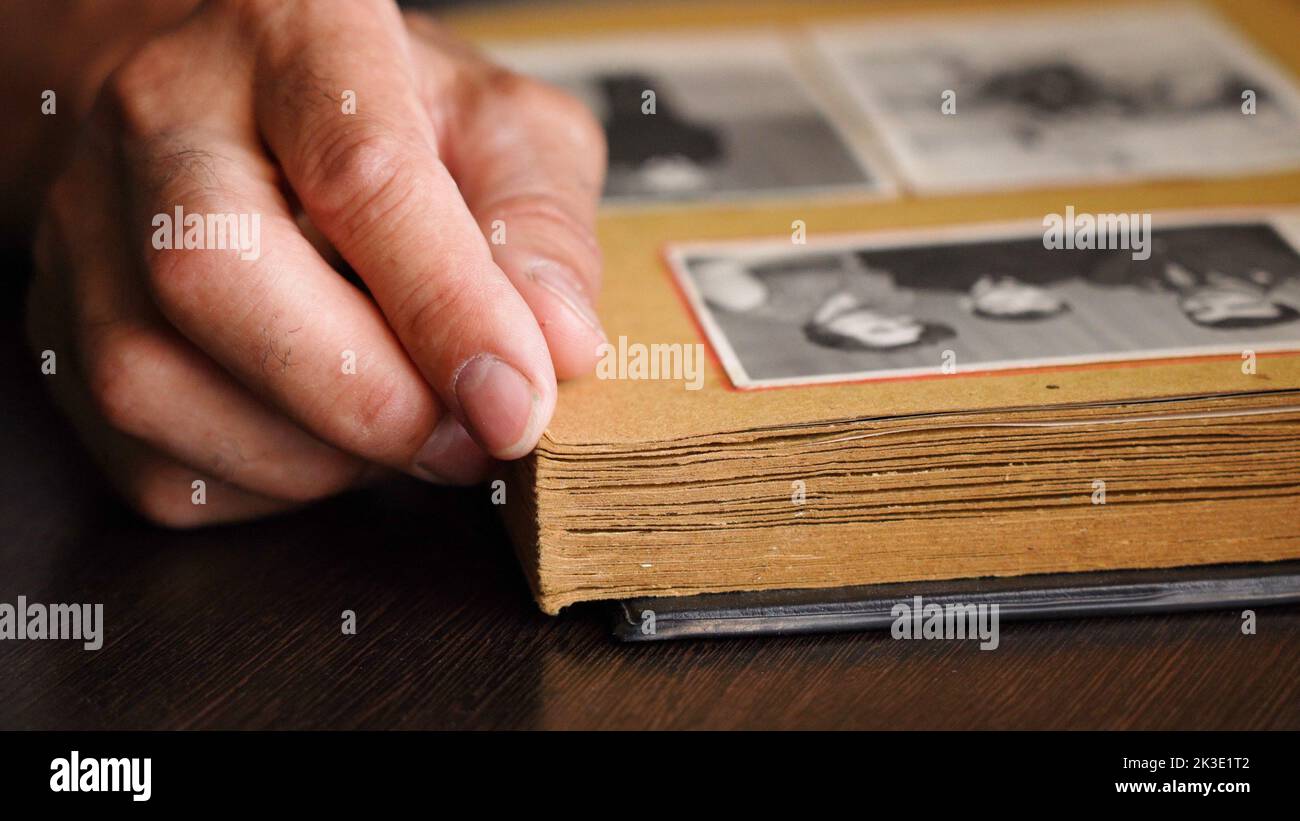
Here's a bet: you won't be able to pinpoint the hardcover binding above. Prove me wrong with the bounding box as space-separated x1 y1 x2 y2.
613 561 1300 641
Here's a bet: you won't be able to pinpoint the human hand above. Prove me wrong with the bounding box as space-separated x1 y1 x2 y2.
26 0 607 526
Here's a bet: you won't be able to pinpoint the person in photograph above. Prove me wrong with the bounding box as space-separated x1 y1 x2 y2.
1164 263 1300 329
973 62 1120 119
1056 226 1300 330
692 255 954 351
972 60 1255 123
803 293 956 351
962 274 1070 320
598 71 724 195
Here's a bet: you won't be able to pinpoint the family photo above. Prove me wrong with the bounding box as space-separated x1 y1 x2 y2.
814 5 1300 190
673 216 1300 387
493 33 886 203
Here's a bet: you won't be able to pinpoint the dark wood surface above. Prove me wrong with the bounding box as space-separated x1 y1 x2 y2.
1 273 1298 731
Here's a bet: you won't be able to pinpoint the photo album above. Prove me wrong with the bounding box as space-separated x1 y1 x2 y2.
11 0 1300 768
494 2 1300 616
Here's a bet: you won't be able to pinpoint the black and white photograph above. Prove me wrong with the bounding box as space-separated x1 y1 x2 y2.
671 212 1300 388
491 32 890 204
813 5 1300 192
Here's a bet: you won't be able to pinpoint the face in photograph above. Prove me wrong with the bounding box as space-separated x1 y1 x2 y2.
675 219 1300 388
492 35 886 203
814 6 1300 191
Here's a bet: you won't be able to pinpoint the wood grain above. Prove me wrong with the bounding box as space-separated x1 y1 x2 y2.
0 271 1296 730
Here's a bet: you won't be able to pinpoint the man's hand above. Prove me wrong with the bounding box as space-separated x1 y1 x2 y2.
25 0 607 526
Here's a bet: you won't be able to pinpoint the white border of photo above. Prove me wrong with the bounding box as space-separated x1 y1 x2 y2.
810 3 1300 194
483 27 900 208
667 207 1300 389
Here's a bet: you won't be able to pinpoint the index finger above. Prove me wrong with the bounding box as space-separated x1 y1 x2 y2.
252 0 556 460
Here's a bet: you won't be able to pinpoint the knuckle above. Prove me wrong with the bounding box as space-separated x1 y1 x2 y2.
491 192 595 246
353 373 402 434
84 328 161 434
144 245 206 321
474 72 606 199
486 194 601 287
498 72 606 158
394 276 474 356
338 370 428 458
488 68 602 131
98 43 177 139
300 127 420 233
480 65 542 101
207 0 272 32
219 0 384 45
544 87 606 152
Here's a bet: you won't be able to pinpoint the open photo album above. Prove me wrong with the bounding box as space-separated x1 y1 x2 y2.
493 2 1300 615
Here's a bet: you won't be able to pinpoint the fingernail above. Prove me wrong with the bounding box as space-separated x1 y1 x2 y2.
412 415 495 484
453 354 542 459
527 260 605 338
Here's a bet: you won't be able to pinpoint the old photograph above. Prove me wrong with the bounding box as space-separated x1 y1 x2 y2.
670 212 1300 388
813 5 1300 192
490 32 888 204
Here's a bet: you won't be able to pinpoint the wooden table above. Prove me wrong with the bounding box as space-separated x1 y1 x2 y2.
0 280 1296 731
